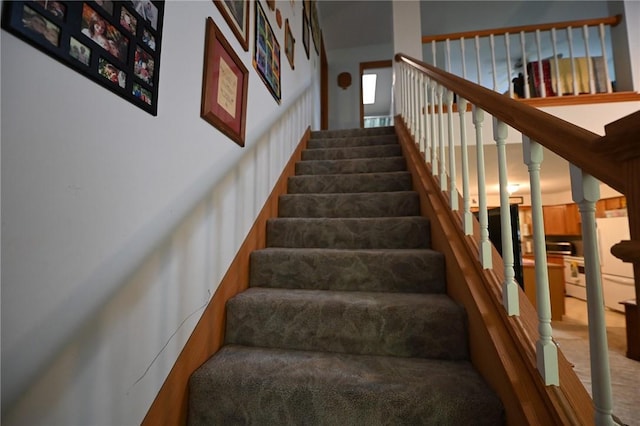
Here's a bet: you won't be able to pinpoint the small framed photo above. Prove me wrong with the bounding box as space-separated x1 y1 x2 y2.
1 1 165 115
201 17 249 147
131 0 158 30
69 37 92 66
119 6 137 34
302 11 309 59
284 18 294 70
253 1 281 103
213 0 249 51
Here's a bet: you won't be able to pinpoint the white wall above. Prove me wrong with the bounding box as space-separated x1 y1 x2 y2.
609 0 640 92
327 43 394 130
1 1 320 424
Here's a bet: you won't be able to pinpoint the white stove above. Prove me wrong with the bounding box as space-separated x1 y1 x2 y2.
564 256 586 300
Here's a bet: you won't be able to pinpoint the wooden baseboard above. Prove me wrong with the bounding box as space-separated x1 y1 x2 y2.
141 127 310 426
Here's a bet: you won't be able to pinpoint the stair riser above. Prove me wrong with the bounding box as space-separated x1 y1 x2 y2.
278 192 420 218
287 172 413 194
307 134 398 149
295 157 406 176
266 217 431 249
301 144 402 161
249 249 446 293
225 289 469 360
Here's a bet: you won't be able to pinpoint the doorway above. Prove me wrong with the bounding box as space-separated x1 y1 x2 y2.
359 60 392 128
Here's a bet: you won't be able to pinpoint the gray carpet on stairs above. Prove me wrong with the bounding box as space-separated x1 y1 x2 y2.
188 126 505 425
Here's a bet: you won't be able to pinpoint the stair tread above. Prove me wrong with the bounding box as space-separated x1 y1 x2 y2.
226 288 468 360
266 216 431 249
189 345 504 425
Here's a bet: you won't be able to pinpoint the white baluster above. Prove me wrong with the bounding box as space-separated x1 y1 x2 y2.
409 69 416 136
551 28 563 96
599 23 613 93
473 107 492 268
505 32 513 98
570 165 615 426
523 136 559 385
430 79 438 173
535 29 546 97
423 75 431 163
460 37 467 79
493 118 519 316
520 31 530 98
567 26 578 95
432 40 437 68
459 98 472 235
418 73 425 153
474 35 482 85
446 89 458 210
583 25 596 94
446 38 452 72
400 65 406 124
414 71 420 137
490 34 498 91
437 84 446 191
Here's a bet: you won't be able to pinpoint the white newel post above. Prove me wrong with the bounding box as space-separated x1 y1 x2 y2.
493 118 519 316
523 136 559 385
570 165 615 426
473 106 492 268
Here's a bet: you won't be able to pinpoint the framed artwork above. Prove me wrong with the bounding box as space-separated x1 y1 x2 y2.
266 0 275 11
284 18 294 70
201 17 248 147
302 10 309 59
253 1 280 103
310 0 320 55
213 0 249 51
1 1 164 115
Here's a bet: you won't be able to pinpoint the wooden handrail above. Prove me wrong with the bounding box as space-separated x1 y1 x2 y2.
422 15 621 43
394 53 626 194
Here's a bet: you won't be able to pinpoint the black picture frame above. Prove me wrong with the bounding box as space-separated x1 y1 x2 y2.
253 1 280 104
1 1 164 115
310 0 320 55
284 18 294 70
302 8 309 60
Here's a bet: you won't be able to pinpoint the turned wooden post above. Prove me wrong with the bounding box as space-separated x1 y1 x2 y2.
597 110 640 361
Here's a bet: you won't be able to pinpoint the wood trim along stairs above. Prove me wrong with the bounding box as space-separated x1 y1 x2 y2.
141 128 311 426
394 116 595 425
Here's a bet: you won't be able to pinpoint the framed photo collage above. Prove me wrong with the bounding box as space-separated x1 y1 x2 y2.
2 1 164 115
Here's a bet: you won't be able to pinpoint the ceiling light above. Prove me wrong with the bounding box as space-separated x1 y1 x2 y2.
507 183 520 194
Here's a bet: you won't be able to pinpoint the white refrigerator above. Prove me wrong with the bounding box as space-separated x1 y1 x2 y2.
596 216 636 313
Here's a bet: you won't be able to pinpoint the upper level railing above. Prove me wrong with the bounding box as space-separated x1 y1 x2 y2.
421 15 622 100
394 52 639 425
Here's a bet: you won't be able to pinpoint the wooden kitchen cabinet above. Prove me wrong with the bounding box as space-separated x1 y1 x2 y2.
542 203 582 236
543 205 570 235
523 260 565 321
565 203 581 235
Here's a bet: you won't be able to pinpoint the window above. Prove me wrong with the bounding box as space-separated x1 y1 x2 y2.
362 73 377 104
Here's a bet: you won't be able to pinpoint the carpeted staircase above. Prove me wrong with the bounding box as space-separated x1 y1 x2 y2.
188 126 504 425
